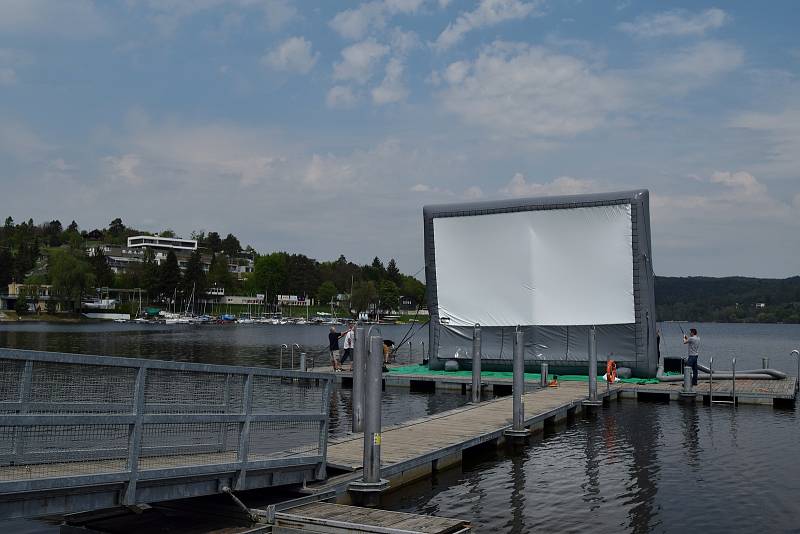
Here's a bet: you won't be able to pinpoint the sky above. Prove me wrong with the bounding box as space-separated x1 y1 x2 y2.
1 0 799 278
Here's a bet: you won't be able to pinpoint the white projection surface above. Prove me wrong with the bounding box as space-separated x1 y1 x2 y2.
433 204 634 327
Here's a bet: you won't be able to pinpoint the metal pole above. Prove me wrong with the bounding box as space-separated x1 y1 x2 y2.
683 365 692 393
352 325 366 433
732 356 736 405
793 350 800 393
407 341 412 365
420 341 425 363
292 344 300 369
471 324 481 404
762 357 769 370
540 362 548 388
299 352 307 372
280 344 287 369
586 325 601 406
363 335 383 483
709 356 713 405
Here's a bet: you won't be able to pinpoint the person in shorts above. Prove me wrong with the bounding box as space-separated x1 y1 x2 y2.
328 326 342 371
683 328 700 386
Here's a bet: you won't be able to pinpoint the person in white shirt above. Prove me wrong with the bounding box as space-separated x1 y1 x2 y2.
683 328 700 386
340 323 355 370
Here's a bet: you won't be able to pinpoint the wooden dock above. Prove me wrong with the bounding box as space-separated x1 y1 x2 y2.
620 376 797 404
305 381 618 501
272 502 470 533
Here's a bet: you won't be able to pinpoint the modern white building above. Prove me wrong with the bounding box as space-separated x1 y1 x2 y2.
127 236 197 251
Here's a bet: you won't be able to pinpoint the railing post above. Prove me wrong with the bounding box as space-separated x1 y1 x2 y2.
732 357 736 406
299 352 307 372
123 365 147 505
235 373 254 490
471 324 481 404
352 325 366 433
13 361 33 463
584 326 602 408
348 334 388 505
793 350 800 392
408 341 412 365
505 327 530 439
762 357 770 370
709 356 714 405
540 362 549 388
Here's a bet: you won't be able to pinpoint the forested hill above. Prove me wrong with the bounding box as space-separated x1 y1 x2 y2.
654 276 800 323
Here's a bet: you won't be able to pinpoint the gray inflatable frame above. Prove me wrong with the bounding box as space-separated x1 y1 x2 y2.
423 189 658 377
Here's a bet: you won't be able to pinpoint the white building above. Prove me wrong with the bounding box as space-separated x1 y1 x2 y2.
127 236 197 251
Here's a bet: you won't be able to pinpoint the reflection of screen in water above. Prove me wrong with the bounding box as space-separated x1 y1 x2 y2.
433 204 634 327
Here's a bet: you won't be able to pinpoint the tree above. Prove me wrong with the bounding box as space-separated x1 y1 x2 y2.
208 253 233 290
108 218 125 237
317 281 338 308
14 286 29 315
222 233 241 257
159 251 181 303
141 248 160 301
159 229 176 238
49 248 95 313
181 249 207 303
66 220 79 234
401 276 426 305
206 232 222 253
379 280 400 311
351 280 377 313
251 252 288 301
386 258 401 285
368 257 385 281
88 248 114 288
0 247 12 287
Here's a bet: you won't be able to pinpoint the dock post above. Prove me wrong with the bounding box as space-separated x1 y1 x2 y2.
349 334 389 505
540 362 548 388
505 327 530 439
793 350 800 393
299 352 307 372
584 326 602 408
471 324 481 404
762 357 769 370
679 364 696 400
352 325 366 433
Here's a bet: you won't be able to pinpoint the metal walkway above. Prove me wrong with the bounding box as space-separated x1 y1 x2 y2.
0 348 333 520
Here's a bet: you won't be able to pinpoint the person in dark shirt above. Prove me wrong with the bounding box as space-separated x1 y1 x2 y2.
328 326 342 371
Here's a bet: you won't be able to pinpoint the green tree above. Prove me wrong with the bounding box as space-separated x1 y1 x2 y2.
401 276 426 305
222 233 241 257
379 280 400 311
208 253 233 291
88 248 114 288
251 252 288 301
0 247 12 287
108 218 125 237
386 258 401 285
351 280 377 313
141 248 160 301
206 232 222 253
49 248 95 313
159 251 181 302
317 281 338 307
181 249 207 302
14 286 29 315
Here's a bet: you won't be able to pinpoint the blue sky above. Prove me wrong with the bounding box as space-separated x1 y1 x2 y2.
1 0 798 278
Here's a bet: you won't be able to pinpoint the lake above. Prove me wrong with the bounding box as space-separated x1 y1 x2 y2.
1 321 798 533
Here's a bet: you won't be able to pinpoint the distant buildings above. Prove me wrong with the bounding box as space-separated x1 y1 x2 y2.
87 235 253 279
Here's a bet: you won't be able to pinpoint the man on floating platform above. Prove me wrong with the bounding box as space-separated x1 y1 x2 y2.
683 328 700 386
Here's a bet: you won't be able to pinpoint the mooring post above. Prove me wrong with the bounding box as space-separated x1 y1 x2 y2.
299 352 307 372
540 362 549 388
352 325 366 433
679 363 696 400
732 356 736 405
584 325 602 408
471 324 481 404
505 327 530 439
762 357 770 370
349 333 389 504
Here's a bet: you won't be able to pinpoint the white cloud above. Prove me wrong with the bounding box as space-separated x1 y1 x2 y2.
330 0 424 40
500 173 596 197
434 0 541 51
326 86 358 108
410 183 432 192
437 42 626 138
333 40 390 83
262 36 319 74
463 185 484 199
0 0 107 38
372 58 408 104
639 40 743 94
105 154 144 186
730 106 800 174
390 28 421 55
618 8 728 38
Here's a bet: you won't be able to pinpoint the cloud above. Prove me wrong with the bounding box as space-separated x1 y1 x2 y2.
638 40 743 95
333 40 390 84
262 37 319 74
329 0 425 40
0 0 107 38
0 68 16 86
326 86 358 108
730 106 800 175
463 185 484 199
372 58 408 104
105 154 144 186
434 0 541 51
500 173 596 197
618 8 728 38
437 42 626 138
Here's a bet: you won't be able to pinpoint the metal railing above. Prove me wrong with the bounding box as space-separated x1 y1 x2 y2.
0 348 333 508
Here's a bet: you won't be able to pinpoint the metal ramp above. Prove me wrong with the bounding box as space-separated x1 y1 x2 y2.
0 348 334 520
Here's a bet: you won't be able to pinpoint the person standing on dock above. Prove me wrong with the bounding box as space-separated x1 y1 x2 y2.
340 322 355 371
329 326 342 371
683 328 700 386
